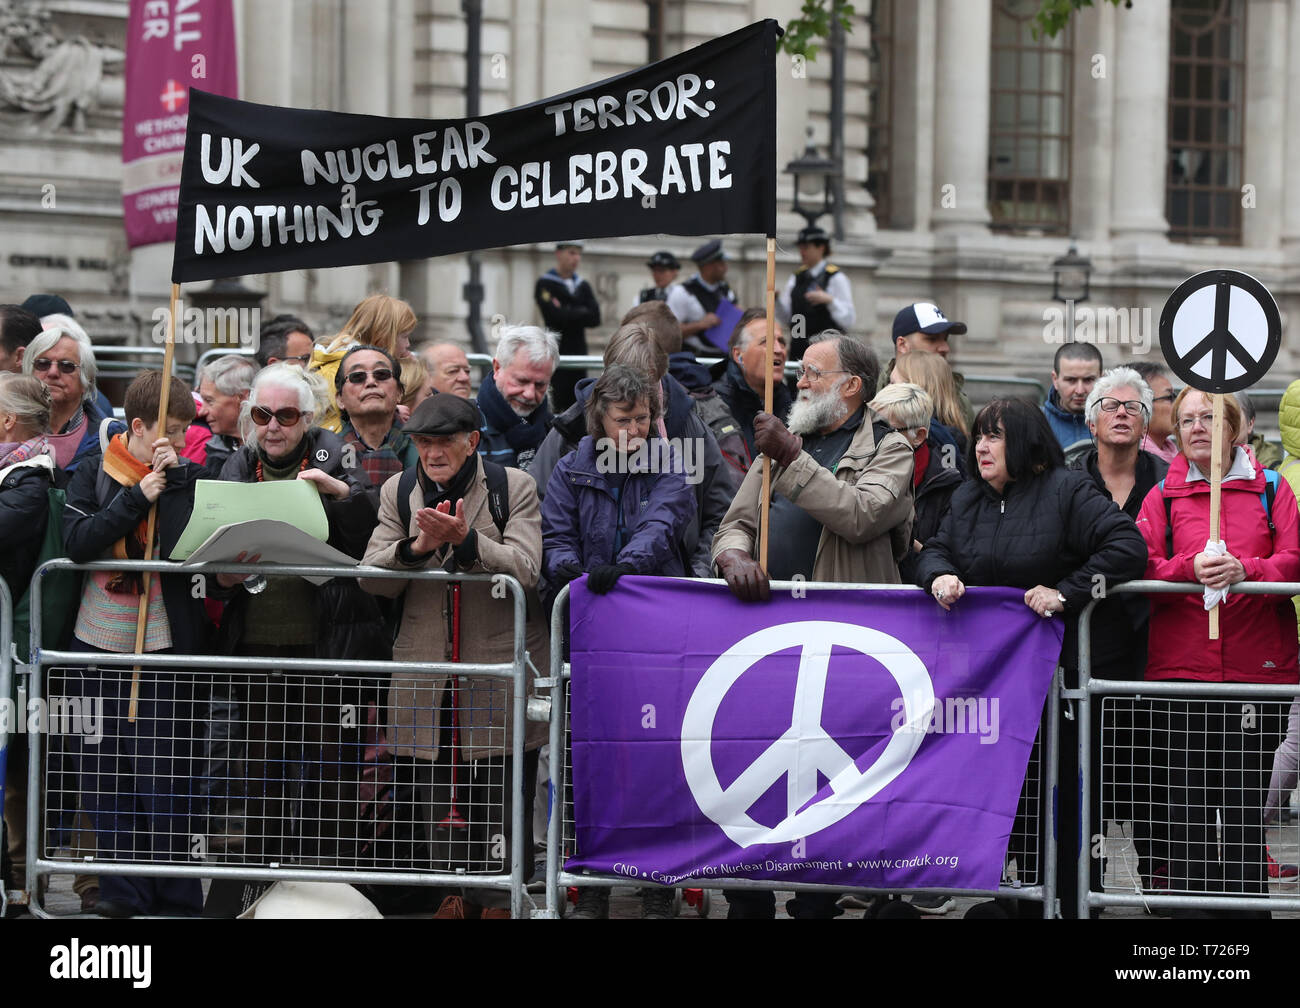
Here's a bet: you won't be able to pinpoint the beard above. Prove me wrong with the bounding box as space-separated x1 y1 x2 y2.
786 379 850 436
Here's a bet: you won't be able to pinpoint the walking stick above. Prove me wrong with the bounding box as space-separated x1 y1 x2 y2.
439 582 469 829
758 237 776 571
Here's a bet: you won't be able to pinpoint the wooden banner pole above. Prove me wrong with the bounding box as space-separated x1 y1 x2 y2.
1208 392 1224 641
128 282 180 721
759 237 776 573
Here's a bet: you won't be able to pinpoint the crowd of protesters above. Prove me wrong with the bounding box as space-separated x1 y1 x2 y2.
1 248 1298 921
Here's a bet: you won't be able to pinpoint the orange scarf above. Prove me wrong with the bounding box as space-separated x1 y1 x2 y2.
103 433 154 593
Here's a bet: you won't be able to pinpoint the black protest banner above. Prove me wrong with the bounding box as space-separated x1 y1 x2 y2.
171 20 778 283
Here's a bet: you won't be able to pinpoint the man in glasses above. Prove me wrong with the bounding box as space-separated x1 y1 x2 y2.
710 333 914 920
335 344 418 507
1133 361 1179 464
1043 341 1103 456
255 314 315 369
476 324 559 472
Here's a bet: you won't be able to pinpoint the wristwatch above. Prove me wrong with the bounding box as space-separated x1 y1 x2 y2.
1056 591 1067 610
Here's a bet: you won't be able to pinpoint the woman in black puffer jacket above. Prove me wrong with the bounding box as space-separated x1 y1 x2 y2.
914 397 1147 919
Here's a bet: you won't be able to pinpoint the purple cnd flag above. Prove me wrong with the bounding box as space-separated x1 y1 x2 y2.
566 577 1063 891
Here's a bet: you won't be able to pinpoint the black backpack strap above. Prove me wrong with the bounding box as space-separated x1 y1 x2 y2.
482 459 510 538
398 462 509 537
1264 468 1277 539
395 466 419 530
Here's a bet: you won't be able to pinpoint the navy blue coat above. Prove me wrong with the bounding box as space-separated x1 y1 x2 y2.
541 435 697 583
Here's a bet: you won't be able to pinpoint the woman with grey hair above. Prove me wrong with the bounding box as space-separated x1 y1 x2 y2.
1077 366 1166 518
214 362 376 867
22 319 123 473
197 354 257 476
540 364 697 919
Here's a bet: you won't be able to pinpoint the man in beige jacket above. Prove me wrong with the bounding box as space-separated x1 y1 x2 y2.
713 332 915 601
361 393 547 918
711 333 914 919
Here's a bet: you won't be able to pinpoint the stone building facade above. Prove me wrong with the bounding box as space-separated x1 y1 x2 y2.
1 0 1296 405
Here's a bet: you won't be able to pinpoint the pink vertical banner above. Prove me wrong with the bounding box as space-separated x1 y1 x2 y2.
121 0 238 248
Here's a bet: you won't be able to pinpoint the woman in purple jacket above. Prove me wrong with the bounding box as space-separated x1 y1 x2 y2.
541 364 696 600
540 364 696 921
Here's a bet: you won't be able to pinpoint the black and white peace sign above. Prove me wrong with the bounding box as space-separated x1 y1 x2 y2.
1158 270 1281 394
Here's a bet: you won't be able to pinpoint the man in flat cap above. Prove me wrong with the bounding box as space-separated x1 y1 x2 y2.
535 240 600 413
636 250 681 306
361 391 547 918
777 226 855 362
667 238 739 351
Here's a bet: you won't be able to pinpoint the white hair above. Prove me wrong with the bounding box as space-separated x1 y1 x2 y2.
240 362 315 441
494 324 559 371
24 317 97 399
1085 366 1153 426
203 354 257 397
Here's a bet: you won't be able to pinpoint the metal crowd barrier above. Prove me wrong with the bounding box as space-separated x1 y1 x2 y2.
94 345 195 384
1076 580 1300 919
0 577 11 917
539 580 1060 919
23 558 535 919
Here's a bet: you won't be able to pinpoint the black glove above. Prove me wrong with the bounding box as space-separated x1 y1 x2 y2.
587 563 636 595
715 548 771 603
550 562 584 587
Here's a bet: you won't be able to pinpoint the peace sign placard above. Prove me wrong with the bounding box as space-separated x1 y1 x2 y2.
1158 270 1281 394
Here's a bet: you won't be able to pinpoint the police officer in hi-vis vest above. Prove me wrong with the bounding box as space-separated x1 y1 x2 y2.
636 250 682 306
777 225 856 361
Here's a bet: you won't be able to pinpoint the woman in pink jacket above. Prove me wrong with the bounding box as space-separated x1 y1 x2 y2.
1135 388 1300 917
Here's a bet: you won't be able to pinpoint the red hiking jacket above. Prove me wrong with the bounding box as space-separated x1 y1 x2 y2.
1135 449 1300 684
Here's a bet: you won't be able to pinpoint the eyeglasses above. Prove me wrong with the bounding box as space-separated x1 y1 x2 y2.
250 405 305 427
1098 397 1148 416
33 358 79 375
1178 412 1216 431
796 364 849 382
284 353 313 366
343 368 395 385
1152 392 1175 404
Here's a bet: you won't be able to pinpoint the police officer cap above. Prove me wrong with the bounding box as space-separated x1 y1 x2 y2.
405 392 482 436
796 226 830 245
647 250 680 270
690 239 726 264
555 240 583 250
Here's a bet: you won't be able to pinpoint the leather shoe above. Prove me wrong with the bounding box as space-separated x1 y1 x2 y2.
93 898 139 919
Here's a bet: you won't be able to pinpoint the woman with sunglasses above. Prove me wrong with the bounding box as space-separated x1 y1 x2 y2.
214 363 376 868
22 320 124 474
1135 388 1300 917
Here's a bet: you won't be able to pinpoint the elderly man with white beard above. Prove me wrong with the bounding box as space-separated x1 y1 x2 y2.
710 332 914 920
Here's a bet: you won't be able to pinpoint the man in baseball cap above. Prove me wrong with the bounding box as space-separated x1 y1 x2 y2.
882 301 974 429
636 250 682 307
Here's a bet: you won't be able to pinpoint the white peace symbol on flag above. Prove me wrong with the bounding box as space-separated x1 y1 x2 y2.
680 621 935 848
